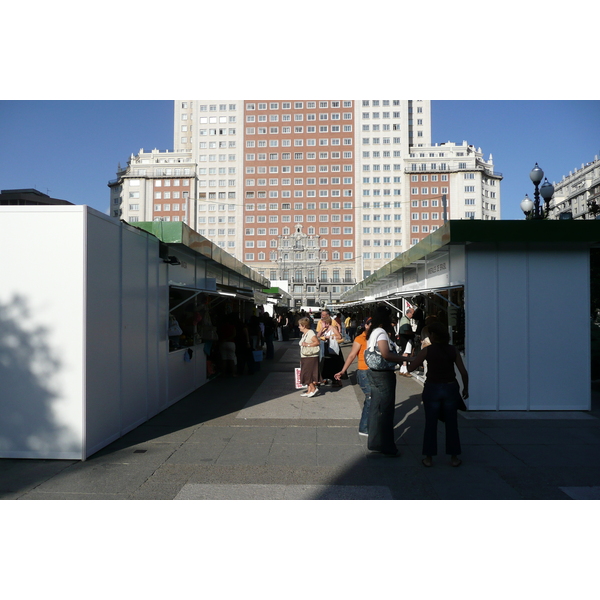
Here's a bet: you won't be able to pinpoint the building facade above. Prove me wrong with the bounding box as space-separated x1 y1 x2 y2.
548 156 600 220
400 142 502 249
112 100 501 307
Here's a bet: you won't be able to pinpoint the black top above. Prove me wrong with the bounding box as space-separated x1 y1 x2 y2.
424 343 457 384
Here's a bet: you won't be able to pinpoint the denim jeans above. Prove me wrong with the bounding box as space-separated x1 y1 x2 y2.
366 370 397 454
422 381 462 456
356 369 372 434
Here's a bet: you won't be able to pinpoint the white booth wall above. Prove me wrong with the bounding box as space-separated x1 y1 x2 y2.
465 243 590 410
0 206 210 460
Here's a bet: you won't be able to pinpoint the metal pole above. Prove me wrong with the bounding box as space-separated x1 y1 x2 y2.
442 194 448 223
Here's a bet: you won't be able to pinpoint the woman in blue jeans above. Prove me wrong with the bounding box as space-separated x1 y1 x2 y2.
406 321 469 467
334 318 373 436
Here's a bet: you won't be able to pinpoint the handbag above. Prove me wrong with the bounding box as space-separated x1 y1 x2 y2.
364 330 398 371
300 332 320 357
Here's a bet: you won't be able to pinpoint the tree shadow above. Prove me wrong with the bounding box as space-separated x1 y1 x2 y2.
0 295 80 464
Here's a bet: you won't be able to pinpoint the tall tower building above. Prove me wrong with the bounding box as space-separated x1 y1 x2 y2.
112 100 500 308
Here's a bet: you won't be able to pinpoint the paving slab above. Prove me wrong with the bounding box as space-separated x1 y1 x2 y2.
174 483 393 500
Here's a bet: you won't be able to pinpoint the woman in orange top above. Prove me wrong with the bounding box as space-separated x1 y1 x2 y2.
334 318 373 435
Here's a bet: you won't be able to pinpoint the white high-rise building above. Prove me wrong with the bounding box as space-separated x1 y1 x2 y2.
111 100 501 307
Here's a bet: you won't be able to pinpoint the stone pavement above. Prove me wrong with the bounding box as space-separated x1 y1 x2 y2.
2 339 600 500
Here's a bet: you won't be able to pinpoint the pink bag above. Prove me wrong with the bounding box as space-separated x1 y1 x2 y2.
295 367 303 389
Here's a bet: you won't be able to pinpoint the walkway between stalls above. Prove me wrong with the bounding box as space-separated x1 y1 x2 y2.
3 339 600 500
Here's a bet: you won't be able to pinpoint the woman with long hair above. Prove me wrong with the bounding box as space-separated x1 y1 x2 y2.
405 321 469 467
334 317 373 436
318 310 344 388
365 307 406 456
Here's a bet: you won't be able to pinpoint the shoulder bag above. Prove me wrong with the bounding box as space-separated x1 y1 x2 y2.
364 329 398 371
300 331 320 357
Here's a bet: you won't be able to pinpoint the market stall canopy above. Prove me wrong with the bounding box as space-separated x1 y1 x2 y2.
134 221 270 291
262 286 293 307
341 219 600 304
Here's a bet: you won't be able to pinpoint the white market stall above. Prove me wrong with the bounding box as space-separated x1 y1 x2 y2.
0 206 269 459
340 220 600 411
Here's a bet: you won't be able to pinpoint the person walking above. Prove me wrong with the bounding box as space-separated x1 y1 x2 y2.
405 320 469 467
298 317 320 398
365 307 406 457
334 318 373 436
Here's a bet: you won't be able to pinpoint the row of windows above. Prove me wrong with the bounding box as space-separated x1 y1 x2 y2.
198 180 236 187
198 153 237 161
411 225 439 233
198 167 236 175
362 214 402 221
361 189 401 196
245 190 353 198
245 214 354 223
198 217 235 224
411 199 441 207
153 192 188 200
362 164 401 171
244 227 354 235
362 252 399 260
247 125 352 135
246 165 351 174
246 202 353 210
246 151 353 161
363 151 401 158
246 177 353 186
363 177 402 184
247 113 352 123
245 252 354 261
153 179 190 187
246 138 352 147
362 100 401 106
361 137 402 144
362 112 402 119
410 174 448 182
362 239 401 246
410 213 443 220
245 240 353 248
362 202 402 209
198 231 236 243
195 103 237 111
363 227 401 234
411 187 449 195
246 101 352 110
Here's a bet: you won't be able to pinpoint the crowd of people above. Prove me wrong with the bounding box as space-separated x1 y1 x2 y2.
211 303 468 467
301 305 469 467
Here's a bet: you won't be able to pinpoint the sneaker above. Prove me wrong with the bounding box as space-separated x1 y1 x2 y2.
358 431 368 437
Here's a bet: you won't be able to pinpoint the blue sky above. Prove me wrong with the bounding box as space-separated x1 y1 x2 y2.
1 100 598 220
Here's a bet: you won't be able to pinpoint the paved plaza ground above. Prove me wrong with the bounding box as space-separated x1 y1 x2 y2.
2 339 600 500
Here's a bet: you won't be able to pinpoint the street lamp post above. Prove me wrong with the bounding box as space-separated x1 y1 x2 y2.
521 163 554 219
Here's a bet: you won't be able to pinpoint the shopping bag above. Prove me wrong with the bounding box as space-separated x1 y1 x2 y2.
295 367 303 389
252 350 263 362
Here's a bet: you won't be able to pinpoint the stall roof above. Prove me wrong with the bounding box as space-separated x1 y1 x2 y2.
342 219 600 303
134 221 270 290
